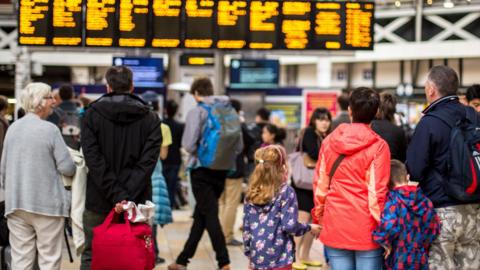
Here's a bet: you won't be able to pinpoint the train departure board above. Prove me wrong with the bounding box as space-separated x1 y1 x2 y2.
313 2 344 49
85 0 117 46
19 0 50 45
152 0 182 48
52 0 83 46
249 1 279 49
18 0 375 50
184 0 215 48
216 0 248 49
281 1 312 49
118 0 149 47
345 2 373 49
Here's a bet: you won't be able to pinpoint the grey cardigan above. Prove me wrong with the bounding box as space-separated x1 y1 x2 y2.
1 113 75 217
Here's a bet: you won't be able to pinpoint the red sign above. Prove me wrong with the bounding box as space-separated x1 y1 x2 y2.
302 90 339 126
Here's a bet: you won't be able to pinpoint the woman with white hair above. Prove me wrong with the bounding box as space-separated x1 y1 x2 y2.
1 82 75 269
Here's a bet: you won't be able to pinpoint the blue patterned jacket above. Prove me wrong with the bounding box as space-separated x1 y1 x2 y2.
373 185 440 270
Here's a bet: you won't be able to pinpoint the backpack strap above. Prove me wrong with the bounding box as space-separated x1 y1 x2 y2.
329 154 346 179
465 106 479 125
328 154 345 190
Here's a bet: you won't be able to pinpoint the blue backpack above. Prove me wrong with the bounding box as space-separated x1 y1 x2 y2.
429 106 480 202
198 100 242 170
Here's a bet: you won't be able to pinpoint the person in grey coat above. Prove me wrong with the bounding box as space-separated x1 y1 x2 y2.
0 82 75 270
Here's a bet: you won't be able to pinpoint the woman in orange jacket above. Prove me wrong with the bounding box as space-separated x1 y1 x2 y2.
312 87 391 270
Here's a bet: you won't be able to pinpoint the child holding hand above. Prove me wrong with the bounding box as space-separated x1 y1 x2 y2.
373 160 440 270
243 145 321 270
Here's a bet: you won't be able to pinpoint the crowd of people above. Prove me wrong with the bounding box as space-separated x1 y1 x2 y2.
0 64 478 270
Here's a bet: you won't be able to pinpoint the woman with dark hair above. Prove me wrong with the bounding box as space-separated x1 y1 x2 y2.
292 108 332 270
371 92 407 162
261 123 287 146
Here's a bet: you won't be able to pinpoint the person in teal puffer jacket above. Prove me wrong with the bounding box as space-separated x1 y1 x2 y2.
142 90 173 265
151 122 174 264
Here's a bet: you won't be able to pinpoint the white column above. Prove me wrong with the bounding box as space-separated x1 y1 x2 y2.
316 58 332 89
214 50 225 95
14 46 31 119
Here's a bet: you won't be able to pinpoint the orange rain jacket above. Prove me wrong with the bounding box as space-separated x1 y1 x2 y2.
312 123 391 250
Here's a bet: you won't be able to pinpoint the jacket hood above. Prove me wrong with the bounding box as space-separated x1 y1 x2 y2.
393 185 429 216
328 123 380 155
90 93 151 124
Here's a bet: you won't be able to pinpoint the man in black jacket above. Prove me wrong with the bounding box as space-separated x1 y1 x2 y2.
406 66 480 270
80 66 162 269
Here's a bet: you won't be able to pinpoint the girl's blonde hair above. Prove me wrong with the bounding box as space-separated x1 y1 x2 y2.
246 145 287 205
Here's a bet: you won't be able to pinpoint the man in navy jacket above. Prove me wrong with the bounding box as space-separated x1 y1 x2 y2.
406 66 480 270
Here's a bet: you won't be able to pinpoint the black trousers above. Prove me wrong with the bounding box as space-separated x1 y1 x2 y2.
176 168 230 268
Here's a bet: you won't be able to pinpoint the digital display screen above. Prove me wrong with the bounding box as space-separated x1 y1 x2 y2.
230 59 279 89
249 1 279 49
152 0 182 48
19 0 51 45
216 0 248 49
180 53 214 66
280 1 312 49
118 0 148 47
52 0 83 46
18 0 375 51
113 57 164 88
312 2 344 50
85 0 117 46
184 0 214 48
344 2 374 49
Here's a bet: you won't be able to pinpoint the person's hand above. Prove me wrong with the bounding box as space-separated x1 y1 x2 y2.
115 200 127 214
310 224 322 237
382 244 391 259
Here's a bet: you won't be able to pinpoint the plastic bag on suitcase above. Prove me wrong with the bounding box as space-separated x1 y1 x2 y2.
91 209 155 270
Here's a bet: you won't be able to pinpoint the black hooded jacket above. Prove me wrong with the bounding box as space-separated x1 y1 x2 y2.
82 92 162 214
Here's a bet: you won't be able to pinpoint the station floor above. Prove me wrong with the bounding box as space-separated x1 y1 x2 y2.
61 206 327 270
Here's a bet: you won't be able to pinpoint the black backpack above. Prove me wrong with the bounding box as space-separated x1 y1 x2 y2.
429 106 480 202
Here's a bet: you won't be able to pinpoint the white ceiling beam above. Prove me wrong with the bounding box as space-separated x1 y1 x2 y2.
329 40 480 63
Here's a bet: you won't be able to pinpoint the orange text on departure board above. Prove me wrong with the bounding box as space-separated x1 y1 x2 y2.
345 2 373 48
185 0 214 48
19 0 49 44
282 1 311 49
152 0 181 47
217 0 247 49
153 0 181 16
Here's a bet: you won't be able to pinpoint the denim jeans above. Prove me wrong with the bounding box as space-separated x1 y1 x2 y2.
325 246 383 270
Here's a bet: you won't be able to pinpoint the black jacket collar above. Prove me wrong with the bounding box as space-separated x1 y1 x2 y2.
422 95 459 114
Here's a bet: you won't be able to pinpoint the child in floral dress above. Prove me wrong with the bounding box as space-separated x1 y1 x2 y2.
243 145 321 270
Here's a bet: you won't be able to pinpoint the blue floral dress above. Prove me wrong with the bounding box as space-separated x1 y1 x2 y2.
243 184 311 270
373 185 440 270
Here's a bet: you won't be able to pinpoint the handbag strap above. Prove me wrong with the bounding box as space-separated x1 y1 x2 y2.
100 209 132 231
328 154 346 188
298 128 306 153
